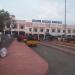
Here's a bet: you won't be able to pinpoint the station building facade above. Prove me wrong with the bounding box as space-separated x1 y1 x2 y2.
4 19 75 40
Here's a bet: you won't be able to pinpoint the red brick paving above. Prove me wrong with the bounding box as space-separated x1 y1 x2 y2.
0 40 48 75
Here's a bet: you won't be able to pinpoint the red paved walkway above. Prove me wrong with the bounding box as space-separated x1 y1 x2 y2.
0 40 48 75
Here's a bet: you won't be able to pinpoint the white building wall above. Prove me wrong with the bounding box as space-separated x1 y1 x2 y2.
10 20 75 37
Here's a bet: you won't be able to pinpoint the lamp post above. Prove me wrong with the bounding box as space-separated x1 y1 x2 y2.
64 0 67 38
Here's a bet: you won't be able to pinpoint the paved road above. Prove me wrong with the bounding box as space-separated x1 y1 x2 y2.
32 44 75 75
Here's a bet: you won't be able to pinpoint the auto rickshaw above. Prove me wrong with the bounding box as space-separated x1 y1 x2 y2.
26 35 38 46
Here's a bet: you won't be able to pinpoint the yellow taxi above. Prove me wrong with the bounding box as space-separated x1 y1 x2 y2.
26 35 38 46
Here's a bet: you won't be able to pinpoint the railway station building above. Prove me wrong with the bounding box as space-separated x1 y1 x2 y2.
4 19 75 40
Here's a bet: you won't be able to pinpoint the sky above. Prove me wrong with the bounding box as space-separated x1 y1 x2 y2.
0 0 75 25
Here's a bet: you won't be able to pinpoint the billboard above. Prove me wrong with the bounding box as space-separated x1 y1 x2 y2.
32 19 62 24
32 19 41 23
52 21 62 24
42 20 51 23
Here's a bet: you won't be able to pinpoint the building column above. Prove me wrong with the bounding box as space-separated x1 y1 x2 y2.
18 24 19 36
24 31 26 36
44 34 45 40
18 31 19 35
4 30 5 35
38 34 39 40
11 31 12 35
71 35 72 38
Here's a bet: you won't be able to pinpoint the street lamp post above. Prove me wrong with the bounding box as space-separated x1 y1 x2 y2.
64 0 67 38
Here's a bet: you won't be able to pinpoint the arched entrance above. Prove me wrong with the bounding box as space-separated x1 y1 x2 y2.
39 34 44 40
45 32 55 40
19 31 25 35
12 31 18 37
5 31 11 35
33 34 38 40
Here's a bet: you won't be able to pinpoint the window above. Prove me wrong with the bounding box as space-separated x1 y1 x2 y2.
46 29 49 32
68 30 71 33
57 29 60 33
13 24 17 29
73 30 75 33
72 35 75 38
29 28 32 32
7 25 10 28
40 29 43 32
63 30 65 33
34 28 37 32
20 26 24 29
52 29 55 32
67 35 71 37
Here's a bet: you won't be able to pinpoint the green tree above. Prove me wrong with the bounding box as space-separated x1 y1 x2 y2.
0 9 10 32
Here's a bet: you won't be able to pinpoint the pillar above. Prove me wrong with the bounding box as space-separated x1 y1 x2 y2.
44 34 45 40
18 31 19 35
4 30 5 35
38 34 39 40
11 31 12 35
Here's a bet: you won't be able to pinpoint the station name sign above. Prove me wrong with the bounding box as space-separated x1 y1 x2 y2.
32 19 62 24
